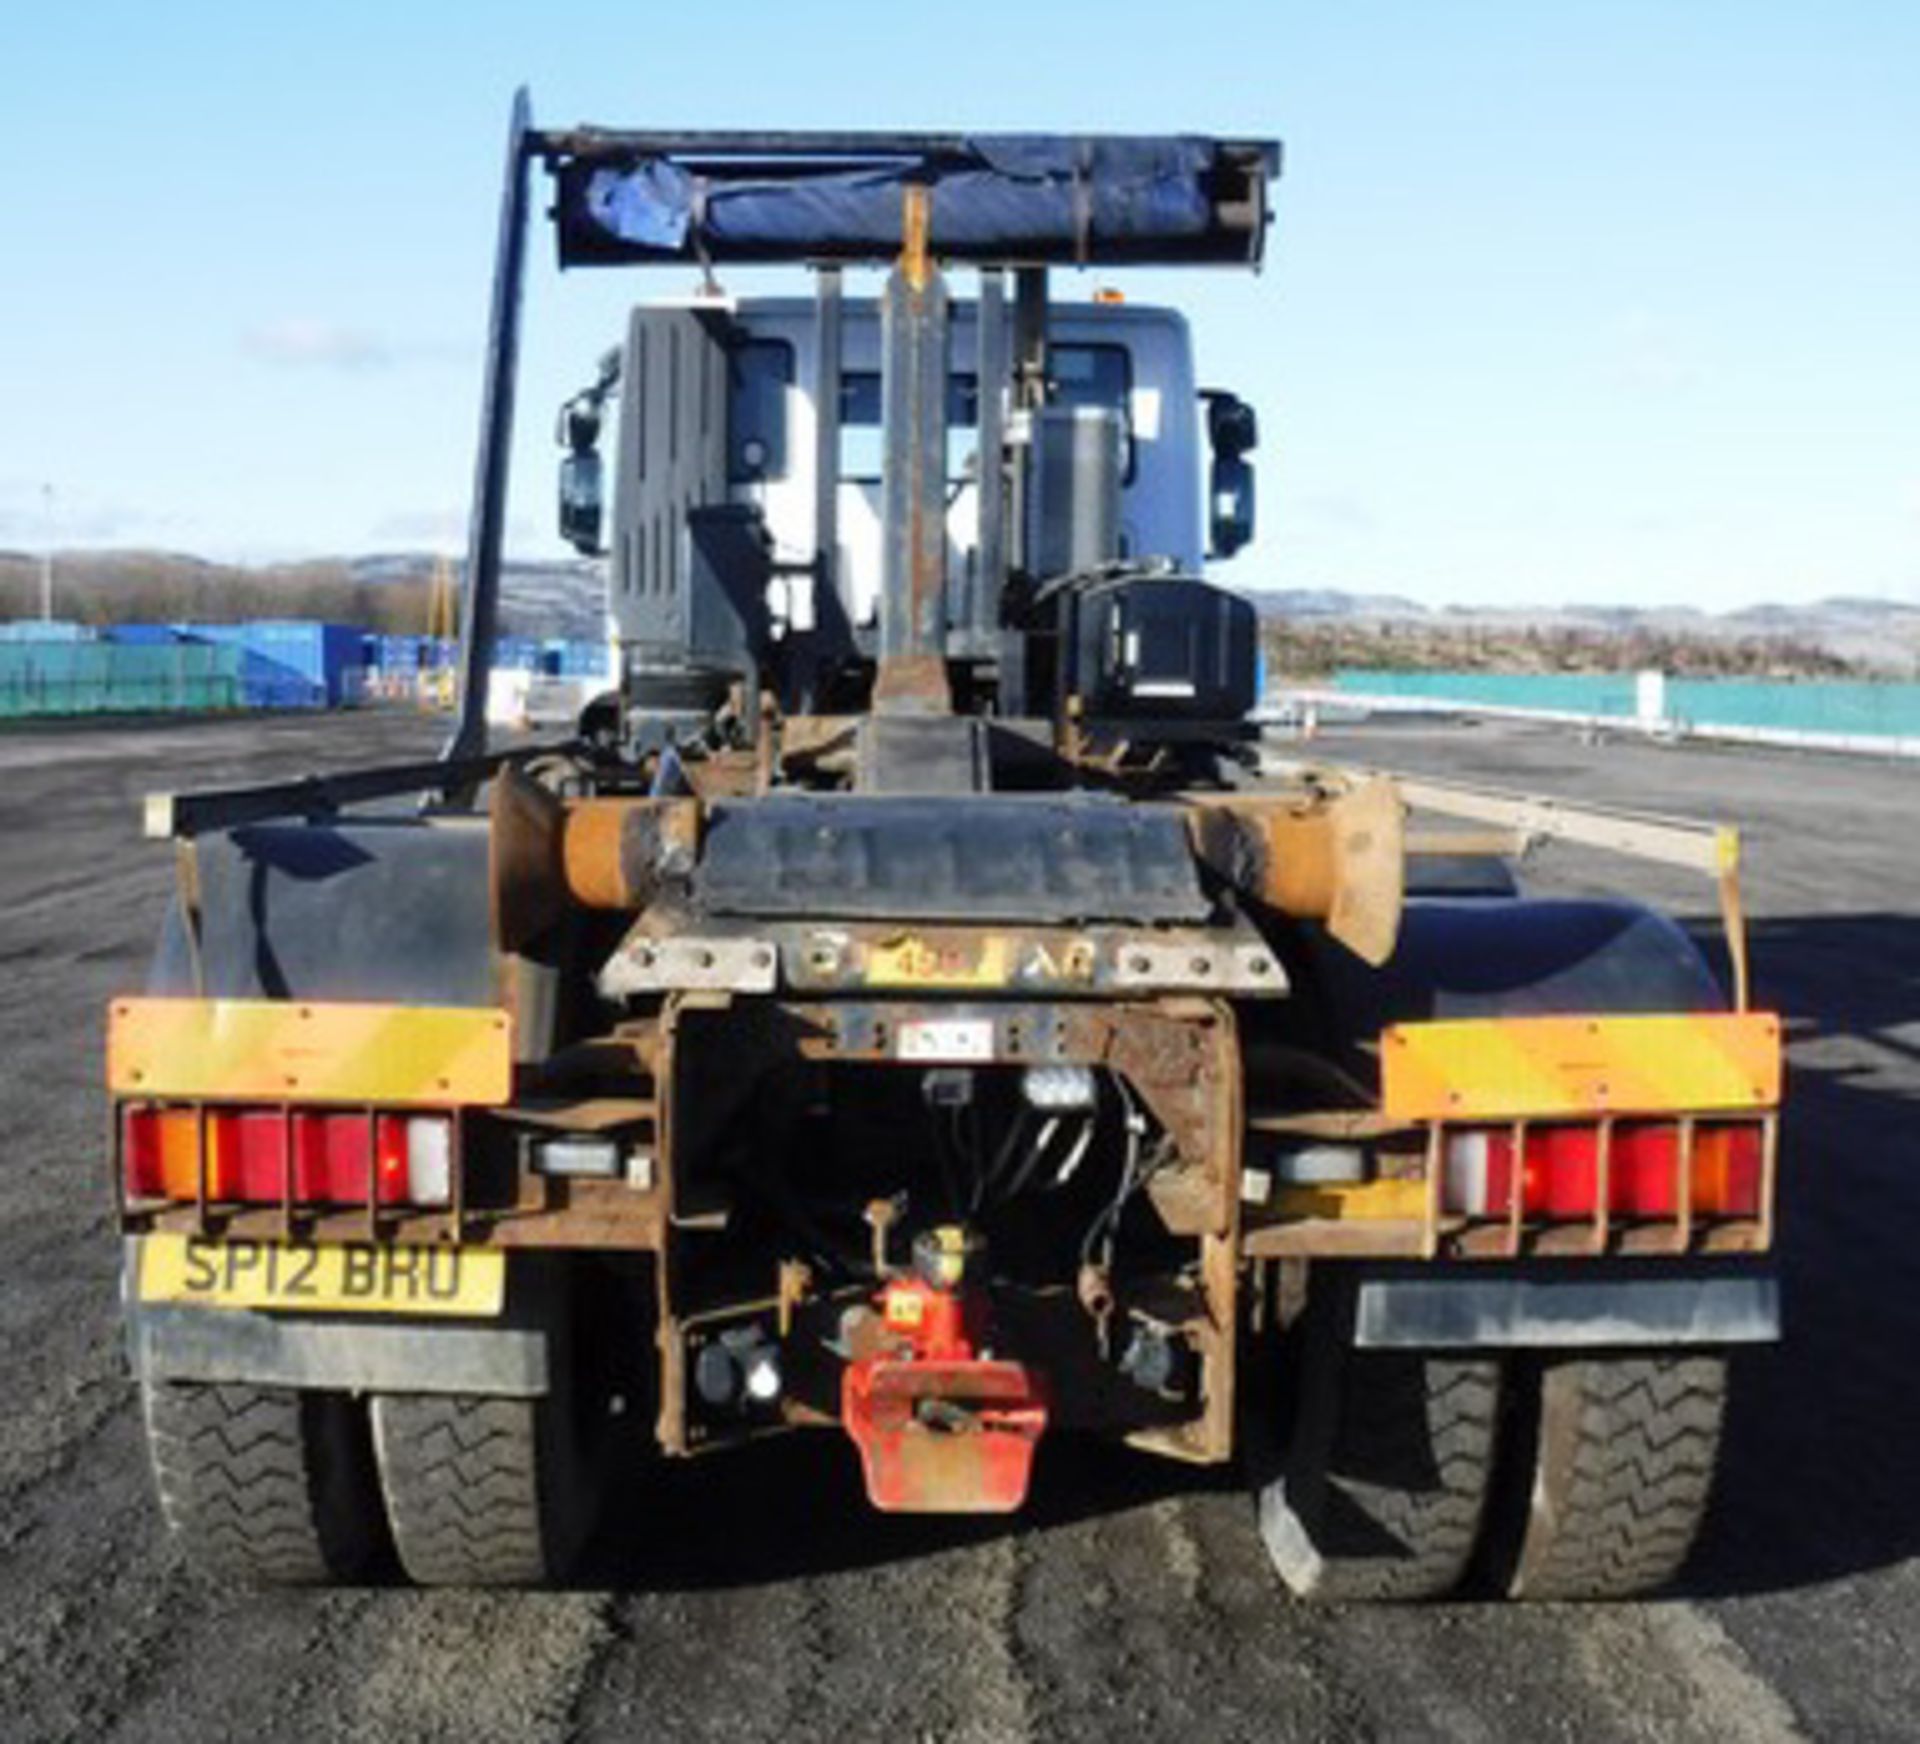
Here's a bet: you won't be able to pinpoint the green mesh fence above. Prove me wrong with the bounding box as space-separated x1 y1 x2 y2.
1331 671 1637 715
1331 670 1920 741
0 642 247 717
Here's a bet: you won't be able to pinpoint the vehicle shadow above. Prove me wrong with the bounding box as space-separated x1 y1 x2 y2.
578 1426 1223 1593
575 907 1920 1599
1684 910 1920 1597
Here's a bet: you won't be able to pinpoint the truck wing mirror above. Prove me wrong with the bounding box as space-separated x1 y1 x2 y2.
1205 390 1258 458
1209 452 1254 560
559 449 605 555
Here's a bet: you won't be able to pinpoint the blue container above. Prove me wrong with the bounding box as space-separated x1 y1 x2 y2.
236 646 323 709
378 634 423 672
171 621 362 705
235 621 364 704
555 640 610 678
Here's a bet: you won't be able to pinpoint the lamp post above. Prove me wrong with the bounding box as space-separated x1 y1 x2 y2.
40 483 54 623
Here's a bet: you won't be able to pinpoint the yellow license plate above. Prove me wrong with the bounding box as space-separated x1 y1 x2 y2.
135 1233 505 1316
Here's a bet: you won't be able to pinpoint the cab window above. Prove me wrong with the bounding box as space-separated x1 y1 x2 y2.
1049 342 1134 480
838 372 980 484
728 339 794 482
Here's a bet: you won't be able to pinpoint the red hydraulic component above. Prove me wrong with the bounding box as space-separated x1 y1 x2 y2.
841 1232 1048 1514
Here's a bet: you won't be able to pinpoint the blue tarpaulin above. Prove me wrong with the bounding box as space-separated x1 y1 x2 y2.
555 134 1265 267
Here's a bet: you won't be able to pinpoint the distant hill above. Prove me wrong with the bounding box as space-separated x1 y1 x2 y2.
0 549 608 641
1241 587 1920 678
1240 587 1430 620
4 552 1914 677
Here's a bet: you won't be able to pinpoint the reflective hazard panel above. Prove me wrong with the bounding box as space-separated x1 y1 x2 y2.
108 998 513 1106
1381 1012 1782 1122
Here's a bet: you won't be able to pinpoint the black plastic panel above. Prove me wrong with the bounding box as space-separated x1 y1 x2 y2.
151 820 498 1006
694 795 1210 924
1310 897 1725 1043
1068 575 1257 723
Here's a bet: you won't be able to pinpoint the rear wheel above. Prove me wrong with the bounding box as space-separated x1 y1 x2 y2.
142 1379 385 1585
370 1391 587 1586
1497 1352 1727 1600
1253 1281 1502 1602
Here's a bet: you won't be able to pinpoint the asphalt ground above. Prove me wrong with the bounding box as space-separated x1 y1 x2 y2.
0 708 1914 1743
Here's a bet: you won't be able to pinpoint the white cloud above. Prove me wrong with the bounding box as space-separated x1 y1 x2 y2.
0 490 182 546
363 508 544 557
1606 308 1698 395
1294 491 1381 534
239 321 474 373
367 506 467 549
242 319 393 371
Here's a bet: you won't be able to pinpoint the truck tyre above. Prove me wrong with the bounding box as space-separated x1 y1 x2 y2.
370 1393 580 1586
1254 1285 1501 1602
1499 1352 1727 1601
142 1379 385 1585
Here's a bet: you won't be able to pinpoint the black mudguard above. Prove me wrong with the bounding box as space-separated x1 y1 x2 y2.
1311 895 1724 1047
151 819 501 1005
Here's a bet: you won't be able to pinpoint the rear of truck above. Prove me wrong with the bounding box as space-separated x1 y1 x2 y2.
111 98 1782 1600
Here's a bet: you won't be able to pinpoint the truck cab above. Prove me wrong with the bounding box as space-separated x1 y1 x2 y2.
704 295 1206 613
557 279 1257 753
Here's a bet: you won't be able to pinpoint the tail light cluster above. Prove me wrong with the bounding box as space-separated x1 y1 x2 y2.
122 1107 453 1208
1442 1121 1764 1221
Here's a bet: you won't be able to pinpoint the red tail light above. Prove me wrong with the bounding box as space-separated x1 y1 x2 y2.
1693 1123 1764 1216
1444 1121 1764 1221
292 1112 372 1203
210 1111 288 1201
123 1107 199 1200
121 1106 453 1208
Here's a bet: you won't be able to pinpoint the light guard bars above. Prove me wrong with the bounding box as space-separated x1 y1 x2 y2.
445 91 1283 766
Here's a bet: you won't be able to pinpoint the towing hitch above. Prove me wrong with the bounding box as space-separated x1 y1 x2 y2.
840 1226 1048 1512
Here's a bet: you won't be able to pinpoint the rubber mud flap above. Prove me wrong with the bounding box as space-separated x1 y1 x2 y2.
150 819 497 1005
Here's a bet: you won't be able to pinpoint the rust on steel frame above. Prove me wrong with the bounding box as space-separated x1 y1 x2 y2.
649 993 1241 1459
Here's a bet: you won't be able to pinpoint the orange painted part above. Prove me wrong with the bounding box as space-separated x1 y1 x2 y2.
153 1109 207 1198
107 998 513 1106
845 1275 1047 1512
1381 1012 1782 1122
842 1358 1048 1513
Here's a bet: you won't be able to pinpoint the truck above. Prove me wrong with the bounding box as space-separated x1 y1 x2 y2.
114 94 1781 1600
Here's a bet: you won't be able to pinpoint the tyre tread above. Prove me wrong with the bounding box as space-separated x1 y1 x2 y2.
371 1394 550 1586
1257 1303 1502 1603
142 1380 380 1585
1506 1353 1726 1601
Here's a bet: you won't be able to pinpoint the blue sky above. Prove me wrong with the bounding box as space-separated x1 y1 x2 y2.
0 1 1914 610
